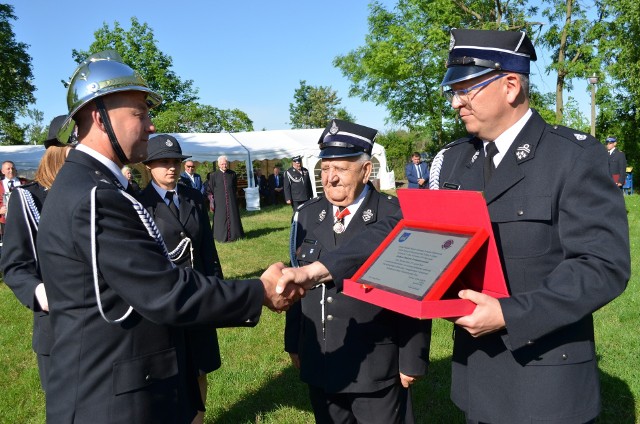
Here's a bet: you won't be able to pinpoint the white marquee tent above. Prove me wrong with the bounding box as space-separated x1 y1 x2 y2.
0 129 394 209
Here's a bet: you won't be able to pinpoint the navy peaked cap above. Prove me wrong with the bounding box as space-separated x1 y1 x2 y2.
441 29 537 86
318 119 378 159
143 134 191 163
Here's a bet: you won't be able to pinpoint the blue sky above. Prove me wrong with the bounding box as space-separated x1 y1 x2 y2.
6 0 592 133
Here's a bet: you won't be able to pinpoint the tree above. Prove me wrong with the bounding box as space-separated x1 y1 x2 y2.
23 108 46 145
289 80 355 128
536 0 603 123
0 4 35 144
333 0 540 149
72 17 198 112
152 103 254 133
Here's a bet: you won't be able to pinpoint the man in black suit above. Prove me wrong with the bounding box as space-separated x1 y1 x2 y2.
284 120 431 424
36 50 298 423
278 30 630 424
606 136 627 188
268 166 285 204
284 155 314 210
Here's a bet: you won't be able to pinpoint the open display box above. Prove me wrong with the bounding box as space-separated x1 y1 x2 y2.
343 189 509 319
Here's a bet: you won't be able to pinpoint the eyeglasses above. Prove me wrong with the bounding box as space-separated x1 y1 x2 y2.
443 73 507 103
185 165 195 168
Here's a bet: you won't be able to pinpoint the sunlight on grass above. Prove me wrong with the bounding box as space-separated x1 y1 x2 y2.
1 199 638 423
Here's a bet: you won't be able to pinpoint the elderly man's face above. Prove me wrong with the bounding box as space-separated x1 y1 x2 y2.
293 161 301 170
184 161 195 175
219 159 228 171
2 162 17 179
321 156 371 207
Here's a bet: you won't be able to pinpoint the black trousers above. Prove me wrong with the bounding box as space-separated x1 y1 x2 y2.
308 383 414 424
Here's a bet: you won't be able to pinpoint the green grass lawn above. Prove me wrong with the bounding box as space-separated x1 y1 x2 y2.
1 199 638 423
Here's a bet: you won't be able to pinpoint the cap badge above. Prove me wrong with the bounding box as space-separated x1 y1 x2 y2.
318 209 327 222
515 144 531 160
574 133 587 141
329 121 339 135
165 139 174 147
362 209 374 222
449 33 456 51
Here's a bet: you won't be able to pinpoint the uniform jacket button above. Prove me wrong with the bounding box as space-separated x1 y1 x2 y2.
517 210 524 216
145 374 152 382
562 353 568 360
326 297 334 303
326 315 334 321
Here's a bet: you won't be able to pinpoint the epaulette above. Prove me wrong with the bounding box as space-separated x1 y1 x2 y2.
295 195 323 212
442 134 477 150
379 192 400 207
548 124 599 148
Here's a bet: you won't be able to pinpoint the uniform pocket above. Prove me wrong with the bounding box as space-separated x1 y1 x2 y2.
112 348 178 395
490 195 552 258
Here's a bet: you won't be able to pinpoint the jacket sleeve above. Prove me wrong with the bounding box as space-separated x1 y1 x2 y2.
0 191 42 310
77 188 264 328
397 315 432 377
405 164 418 185
198 195 224 278
283 171 292 202
499 141 630 350
320 208 403 291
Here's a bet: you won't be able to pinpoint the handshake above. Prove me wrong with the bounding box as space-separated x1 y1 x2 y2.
259 262 333 312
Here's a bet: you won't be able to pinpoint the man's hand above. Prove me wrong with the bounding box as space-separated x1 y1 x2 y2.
0 205 6 215
417 178 426 187
289 353 300 369
261 263 305 312
276 262 333 294
451 289 506 337
399 373 419 388
286 200 291 204
35 283 49 312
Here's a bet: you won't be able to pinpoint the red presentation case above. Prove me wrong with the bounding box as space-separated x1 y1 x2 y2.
343 189 509 319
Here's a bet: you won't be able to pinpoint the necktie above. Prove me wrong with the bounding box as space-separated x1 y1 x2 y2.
165 191 179 218
484 142 499 187
416 164 422 179
8 180 15 192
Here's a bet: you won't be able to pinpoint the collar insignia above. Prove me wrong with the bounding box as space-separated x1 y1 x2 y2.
318 209 327 222
515 143 531 160
471 150 480 164
362 209 374 222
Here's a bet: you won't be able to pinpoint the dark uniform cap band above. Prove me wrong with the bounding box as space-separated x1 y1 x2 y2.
143 134 191 163
318 120 378 159
441 29 536 86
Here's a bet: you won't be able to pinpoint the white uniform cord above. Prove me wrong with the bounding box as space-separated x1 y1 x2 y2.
90 188 175 324
428 148 448 190
16 188 40 260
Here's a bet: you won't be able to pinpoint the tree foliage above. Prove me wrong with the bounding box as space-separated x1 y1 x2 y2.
289 80 355 129
72 17 198 113
0 4 35 144
153 103 254 133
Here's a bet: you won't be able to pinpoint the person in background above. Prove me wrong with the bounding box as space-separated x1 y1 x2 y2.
37 50 297 423
268 166 285 205
180 159 206 196
285 120 431 424
139 134 224 424
254 168 270 205
404 152 428 189
606 136 627 188
0 160 29 234
0 114 72 394
208 155 244 242
284 155 314 210
121 165 141 194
